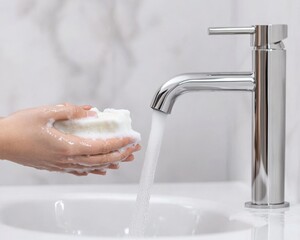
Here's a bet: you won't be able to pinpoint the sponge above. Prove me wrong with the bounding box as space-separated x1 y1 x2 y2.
54 108 141 142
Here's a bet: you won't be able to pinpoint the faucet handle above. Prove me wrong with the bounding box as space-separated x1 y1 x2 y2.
208 26 255 35
208 24 288 47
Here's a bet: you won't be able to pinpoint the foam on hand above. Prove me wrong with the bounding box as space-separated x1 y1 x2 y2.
53 108 141 142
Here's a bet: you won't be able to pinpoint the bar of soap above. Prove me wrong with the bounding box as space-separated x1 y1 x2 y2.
54 108 141 142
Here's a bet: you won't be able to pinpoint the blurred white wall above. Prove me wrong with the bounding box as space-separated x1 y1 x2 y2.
0 0 298 202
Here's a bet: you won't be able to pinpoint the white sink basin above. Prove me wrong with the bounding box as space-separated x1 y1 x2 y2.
0 194 252 238
0 182 299 240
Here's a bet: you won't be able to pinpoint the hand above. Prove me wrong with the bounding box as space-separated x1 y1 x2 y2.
0 103 141 176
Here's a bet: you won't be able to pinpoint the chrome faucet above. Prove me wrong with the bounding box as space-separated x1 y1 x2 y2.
151 24 289 209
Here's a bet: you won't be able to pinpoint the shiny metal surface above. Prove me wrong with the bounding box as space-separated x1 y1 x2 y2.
245 201 290 209
208 25 287 48
252 44 286 206
208 26 255 35
151 24 289 209
254 25 287 47
151 73 254 114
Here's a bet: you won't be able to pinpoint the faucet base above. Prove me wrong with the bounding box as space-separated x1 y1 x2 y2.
245 202 290 209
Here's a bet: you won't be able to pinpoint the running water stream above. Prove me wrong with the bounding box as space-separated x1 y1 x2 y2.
129 111 168 237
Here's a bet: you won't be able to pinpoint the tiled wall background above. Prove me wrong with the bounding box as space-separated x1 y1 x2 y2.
0 0 298 201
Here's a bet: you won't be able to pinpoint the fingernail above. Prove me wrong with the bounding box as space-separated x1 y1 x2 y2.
112 163 120 169
81 105 92 110
123 155 134 162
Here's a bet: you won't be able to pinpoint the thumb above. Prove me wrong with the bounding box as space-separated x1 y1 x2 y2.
48 103 97 121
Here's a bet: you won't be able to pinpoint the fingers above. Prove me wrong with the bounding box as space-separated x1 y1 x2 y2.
73 138 140 155
37 151 136 176
56 162 109 169
67 168 107 176
70 144 141 166
50 127 140 155
65 162 123 176
108 163 120 169
59 163 115 176
52 144 139 176
89 169 107 175
45 103 97 121
122 154 135 162
43 165 107 176
68 171 89 176
80 105 93 110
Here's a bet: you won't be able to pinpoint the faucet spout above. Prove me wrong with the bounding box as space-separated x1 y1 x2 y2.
151 73 255 114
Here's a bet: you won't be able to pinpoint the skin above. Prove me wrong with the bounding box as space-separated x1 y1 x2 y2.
0 103 141 176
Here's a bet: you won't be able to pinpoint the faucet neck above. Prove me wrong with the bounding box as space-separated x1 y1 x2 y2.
247 37 288 208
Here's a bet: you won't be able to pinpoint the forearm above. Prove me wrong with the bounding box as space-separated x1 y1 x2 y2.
0 117 10 160
0 118 5 159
